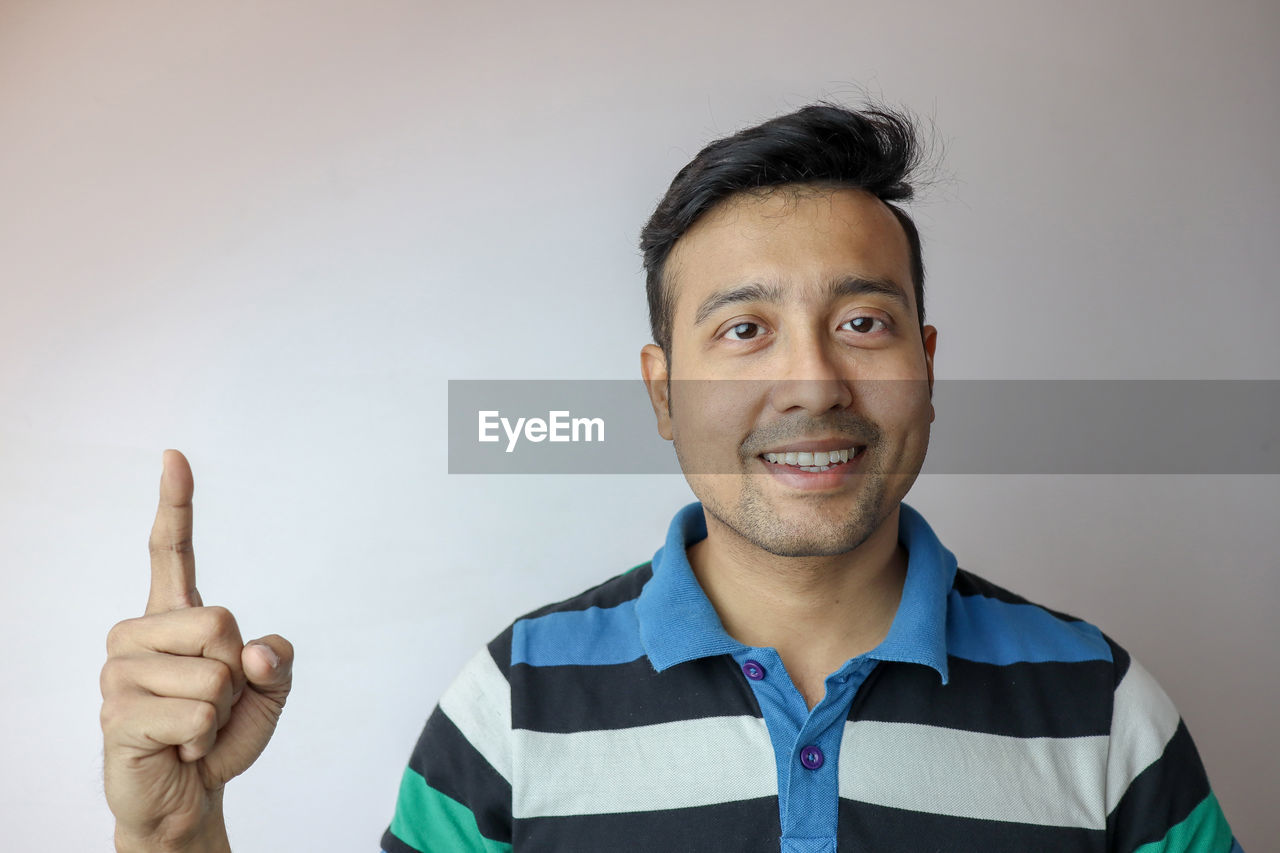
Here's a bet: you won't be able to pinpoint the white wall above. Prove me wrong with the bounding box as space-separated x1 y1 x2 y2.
1 0 1275 847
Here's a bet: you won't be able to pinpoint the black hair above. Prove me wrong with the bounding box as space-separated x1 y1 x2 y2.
640 100 928 363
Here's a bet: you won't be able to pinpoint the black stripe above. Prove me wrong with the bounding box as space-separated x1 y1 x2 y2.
513 797 780 853
854 657 1114 737
487 625 514 681
408 705 513 843
1107 634 1132 685
378 828 420 853
953 567 1092 625
511 653 762 732
837 798 1105 852
515 562 653 622
1107 719 1211 852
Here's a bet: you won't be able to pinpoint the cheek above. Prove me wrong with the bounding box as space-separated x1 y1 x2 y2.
859 378 933 426
669 380 762 470
864 382 934 471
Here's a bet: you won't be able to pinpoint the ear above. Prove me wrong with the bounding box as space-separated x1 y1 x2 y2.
921 324 938 423
640 343 674 441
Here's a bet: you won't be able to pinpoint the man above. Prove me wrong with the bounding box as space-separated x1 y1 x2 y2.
100 102 1242 852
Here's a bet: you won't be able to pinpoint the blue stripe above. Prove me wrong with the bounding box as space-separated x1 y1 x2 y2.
1229 838 1244 853
945 593 1113 665
511 599 646 666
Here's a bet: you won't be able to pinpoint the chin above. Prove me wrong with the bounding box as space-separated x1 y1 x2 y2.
756 538 868 559
744 516 882 558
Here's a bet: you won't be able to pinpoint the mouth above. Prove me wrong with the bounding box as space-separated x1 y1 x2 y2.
755 445 868 490
758 445 867 472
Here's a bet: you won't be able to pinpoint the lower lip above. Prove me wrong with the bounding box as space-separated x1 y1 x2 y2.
757 448 867 490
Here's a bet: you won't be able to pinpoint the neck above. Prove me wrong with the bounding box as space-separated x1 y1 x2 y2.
687 504 908 680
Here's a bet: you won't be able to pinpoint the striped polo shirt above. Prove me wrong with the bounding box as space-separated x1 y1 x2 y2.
381 500 1242 852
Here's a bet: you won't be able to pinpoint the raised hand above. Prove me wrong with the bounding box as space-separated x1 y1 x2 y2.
100 449 294 852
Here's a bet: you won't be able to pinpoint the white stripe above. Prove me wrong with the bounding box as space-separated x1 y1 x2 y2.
1105 654 1181 814
838 720 1109 829
438 647 513 782
512 715 777 818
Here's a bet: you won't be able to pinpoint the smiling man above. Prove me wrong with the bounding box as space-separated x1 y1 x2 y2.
375 104 1242 852
99 102 1243 853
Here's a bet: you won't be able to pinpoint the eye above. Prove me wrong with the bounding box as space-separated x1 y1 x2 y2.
840 316 889 334
723 321 762 341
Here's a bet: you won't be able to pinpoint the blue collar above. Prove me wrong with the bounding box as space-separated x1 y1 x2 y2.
635 500 957 684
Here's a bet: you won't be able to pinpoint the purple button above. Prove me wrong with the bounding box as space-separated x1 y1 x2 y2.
800 745 824 770
742 659 766 680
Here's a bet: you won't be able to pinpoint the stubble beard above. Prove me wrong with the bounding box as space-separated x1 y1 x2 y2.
695 452 894 559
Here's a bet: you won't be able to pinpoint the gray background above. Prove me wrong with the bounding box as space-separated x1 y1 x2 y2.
1 0 1276 847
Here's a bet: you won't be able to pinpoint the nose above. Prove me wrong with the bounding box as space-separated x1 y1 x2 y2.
767 330 854 415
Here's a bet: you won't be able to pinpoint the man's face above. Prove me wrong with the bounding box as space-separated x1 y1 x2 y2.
641 186 938 557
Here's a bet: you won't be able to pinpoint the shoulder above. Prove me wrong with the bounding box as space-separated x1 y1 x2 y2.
932 570 1235 847
428 561 657 767
516 560 654 621
946 566 1119 670
480 560 655 678
945 567 1184 762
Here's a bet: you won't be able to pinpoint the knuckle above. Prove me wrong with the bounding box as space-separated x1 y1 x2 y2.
148 535 193 556
192 701 218 733
203 605 238 635
105 619 135 657
100 692 132 739
99 700 116 733
205 660 233 699
99 657 124 696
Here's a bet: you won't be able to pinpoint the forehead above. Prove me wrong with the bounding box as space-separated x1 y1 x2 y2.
666 186 915 325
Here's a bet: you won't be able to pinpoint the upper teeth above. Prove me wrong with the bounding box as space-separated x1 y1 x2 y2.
762 448 857 466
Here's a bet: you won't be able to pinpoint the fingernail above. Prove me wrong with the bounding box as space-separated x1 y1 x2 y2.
252 642 280 669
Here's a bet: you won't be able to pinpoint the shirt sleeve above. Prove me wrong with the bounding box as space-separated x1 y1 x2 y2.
1104 643 1243 853
380 643 514 853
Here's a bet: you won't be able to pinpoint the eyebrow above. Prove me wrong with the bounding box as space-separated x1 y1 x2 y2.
693 275 911 327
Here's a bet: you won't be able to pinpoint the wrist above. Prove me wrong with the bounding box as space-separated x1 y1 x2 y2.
114 792 231 853
115 824 230 853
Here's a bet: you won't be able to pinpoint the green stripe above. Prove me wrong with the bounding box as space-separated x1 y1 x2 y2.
388 765 512 853
1132 791 1233 853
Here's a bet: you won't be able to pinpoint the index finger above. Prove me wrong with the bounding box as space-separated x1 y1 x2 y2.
146 448 202 615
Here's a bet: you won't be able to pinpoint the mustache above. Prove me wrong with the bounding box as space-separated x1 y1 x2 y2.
744 415 882 455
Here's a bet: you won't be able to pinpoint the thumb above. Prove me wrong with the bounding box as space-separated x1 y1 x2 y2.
199 633 294 787
241 634 293 705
